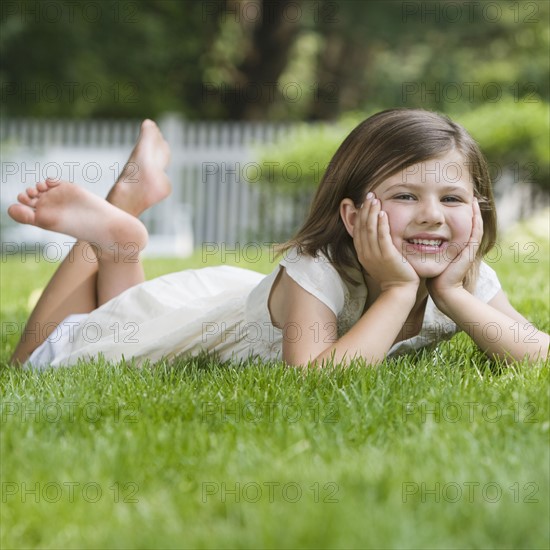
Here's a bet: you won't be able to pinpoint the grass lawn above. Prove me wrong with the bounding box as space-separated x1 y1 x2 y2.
1 213 549 549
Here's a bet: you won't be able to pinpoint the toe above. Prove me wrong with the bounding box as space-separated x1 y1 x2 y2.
45 178 62 188
26 186 39 198
36 181 48 192
140 119 158 135
8 204 36 225
18 192 35 206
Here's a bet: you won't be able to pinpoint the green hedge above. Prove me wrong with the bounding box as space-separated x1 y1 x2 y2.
455 98 549 188
256 100 549 194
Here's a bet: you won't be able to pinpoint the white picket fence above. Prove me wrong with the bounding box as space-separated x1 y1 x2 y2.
0 115 312 257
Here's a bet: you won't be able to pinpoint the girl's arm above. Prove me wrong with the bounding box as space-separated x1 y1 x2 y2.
281 195 420 367
428 200 549 363
279 269 417 367
432 287 548 362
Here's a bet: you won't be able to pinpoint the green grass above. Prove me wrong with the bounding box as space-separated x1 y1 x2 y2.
1 217 549 549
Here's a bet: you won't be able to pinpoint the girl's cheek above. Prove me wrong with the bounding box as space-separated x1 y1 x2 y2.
383 206 402 236
449 210 473 243
463 208 474 234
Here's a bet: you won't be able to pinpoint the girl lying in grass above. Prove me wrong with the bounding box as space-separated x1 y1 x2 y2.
8 110 549 368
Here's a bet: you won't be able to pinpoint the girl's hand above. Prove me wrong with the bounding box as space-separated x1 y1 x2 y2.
427 199 483 298
353 194 420 293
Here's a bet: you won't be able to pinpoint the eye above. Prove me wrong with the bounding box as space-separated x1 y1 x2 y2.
393 193 416 201
441 196 464 203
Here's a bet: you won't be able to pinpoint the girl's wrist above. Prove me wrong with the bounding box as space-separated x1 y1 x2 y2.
430 285 468 316
379 283 418 305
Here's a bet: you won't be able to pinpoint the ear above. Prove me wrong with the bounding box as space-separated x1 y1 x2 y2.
340 198 359 238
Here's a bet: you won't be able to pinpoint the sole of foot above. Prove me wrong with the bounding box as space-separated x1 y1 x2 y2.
8 179 148 259
106 119 172 216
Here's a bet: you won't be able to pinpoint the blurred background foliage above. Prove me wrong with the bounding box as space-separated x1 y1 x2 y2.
1 0 548 186
256 98 549 193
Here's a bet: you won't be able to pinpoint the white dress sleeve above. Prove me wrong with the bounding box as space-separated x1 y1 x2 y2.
474 261 502 303
279 248 347 316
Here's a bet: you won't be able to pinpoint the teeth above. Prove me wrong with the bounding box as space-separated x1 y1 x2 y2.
409 239 442 246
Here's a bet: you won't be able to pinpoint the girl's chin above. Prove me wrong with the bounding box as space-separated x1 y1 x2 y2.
408 259 449 279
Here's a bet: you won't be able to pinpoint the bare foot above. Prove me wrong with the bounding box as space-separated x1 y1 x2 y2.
106 119 172 216
8 179 148 259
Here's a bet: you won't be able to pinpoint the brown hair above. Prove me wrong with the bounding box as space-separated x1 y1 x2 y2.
277 108 497 289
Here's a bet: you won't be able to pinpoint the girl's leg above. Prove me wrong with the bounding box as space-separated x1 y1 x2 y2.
8 120 171 363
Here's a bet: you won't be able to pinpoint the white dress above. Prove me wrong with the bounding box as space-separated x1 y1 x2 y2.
27 248 502 368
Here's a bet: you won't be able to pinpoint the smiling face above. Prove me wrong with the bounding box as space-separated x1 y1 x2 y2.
375 150 475 278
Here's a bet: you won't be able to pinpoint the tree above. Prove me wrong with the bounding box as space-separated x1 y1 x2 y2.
1 0 547 120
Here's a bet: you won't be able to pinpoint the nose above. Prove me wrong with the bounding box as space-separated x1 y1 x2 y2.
415 197 445 225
